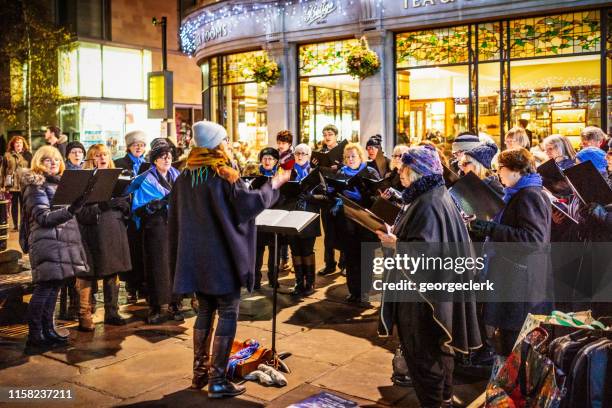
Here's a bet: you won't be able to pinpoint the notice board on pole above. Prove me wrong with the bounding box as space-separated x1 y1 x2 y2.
148 70 173 119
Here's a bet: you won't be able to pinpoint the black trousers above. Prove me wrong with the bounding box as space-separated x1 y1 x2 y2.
10 191 21 229
194 290 240 337
123 220 145 295
396 302 454 408
289 237 316 256
321 210 337 269
255 233 281 286
28 280 63 337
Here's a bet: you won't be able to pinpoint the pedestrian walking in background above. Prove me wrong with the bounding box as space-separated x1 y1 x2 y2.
1 135 32 230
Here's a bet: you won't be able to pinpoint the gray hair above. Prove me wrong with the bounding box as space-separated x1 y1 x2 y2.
543 134 576 160
294 143 311 156
581 126 606 144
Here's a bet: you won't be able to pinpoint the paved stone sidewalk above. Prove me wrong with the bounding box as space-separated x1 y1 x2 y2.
0 232 486 407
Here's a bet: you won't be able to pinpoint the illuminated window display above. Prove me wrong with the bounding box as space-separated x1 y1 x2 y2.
203 50 269 151
58 41 156 155
299 39 360 148
396 10 606 146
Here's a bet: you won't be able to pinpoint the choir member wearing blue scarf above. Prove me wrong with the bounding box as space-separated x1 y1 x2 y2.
340 162 367 201
131 165 179 229
294 161 310 182
128 151 146 175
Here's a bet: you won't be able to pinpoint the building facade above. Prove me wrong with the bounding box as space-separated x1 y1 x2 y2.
181 0 612 154
57 0 202 156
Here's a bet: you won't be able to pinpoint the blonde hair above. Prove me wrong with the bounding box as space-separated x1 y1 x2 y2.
83 144 116 170
31 145 65 175
400 164 422 185
343 143 366 165
505 127 530 148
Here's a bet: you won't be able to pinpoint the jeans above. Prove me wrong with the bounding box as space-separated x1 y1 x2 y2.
194 291 241 337
28 280 62 337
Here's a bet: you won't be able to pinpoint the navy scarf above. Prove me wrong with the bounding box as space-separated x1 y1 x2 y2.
401 174 445 205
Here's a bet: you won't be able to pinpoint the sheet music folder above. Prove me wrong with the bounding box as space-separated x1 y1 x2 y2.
563 161 612 205
256 209 319 236
341 197 387 233
370 197 401 225
537 159 572 196
52 169 122 206
310 139 348 168
448 172 504 221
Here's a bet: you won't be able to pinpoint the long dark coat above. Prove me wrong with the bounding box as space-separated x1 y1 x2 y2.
378 185 482 355
76 199 132 278
169 170 279 295
21 171 88 283
483 186 553 331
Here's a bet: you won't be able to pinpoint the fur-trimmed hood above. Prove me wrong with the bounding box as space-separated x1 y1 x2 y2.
20 170 46 187
57 134 68 145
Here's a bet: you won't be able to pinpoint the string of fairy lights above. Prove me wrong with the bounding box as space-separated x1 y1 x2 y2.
179 0 387 55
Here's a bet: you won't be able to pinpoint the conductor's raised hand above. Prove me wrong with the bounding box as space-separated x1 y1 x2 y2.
271 170 291 190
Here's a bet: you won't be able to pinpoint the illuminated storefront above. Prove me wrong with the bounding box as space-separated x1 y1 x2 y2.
202 50 269 150
181 0 611 153
58 41 160 157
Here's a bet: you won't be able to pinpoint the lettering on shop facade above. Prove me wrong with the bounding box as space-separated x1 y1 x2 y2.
304 0 336 25
404 0 457 8
195 23 229 47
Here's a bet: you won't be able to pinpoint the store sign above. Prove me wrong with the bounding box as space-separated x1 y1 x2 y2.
195 22 229 47
304 0 336 25
403 0 458 8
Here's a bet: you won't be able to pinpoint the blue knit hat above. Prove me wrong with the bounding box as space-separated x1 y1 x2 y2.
401 144 443 176
576 146 607 173
464 142 499 170
452 133 481 153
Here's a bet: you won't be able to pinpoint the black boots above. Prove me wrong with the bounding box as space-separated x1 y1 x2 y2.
208 336 246 398
302 254 316 296
292 254 316 297
290 256 304 296
190 328 214 390
103 276 126 326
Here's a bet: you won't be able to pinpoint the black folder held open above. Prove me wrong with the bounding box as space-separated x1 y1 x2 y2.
341 196 387 233
52 169 123 206
563 160 612 206
537 159 573 196
448 172 504 221
310 139 348 168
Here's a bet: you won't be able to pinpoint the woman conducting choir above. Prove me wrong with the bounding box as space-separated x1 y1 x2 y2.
169 121 289 398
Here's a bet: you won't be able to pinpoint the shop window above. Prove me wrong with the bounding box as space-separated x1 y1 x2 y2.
509 11 600 59
396 26 470 68
299 39 359 76
478 22 502 62
477 62 501 144
207 51 269 150
510 55 601 148
59 42 151 100
299 39 360 147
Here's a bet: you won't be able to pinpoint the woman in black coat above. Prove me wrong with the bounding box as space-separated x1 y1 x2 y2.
333 143 380 305
377 144 481 408
131 142 181 324
286 143 321 297
76 144 132 331
169 121 289 398
114 130 149 304
21 146 89 354
471 148 552 357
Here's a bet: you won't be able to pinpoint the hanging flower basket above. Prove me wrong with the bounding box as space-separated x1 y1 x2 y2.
243 54 281 86
345 37 381 80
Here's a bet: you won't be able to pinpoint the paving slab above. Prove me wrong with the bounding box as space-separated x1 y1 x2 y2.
0 382 122 408
117 377 265 408
312 359 413 406
73 342 193 399
276 325 377 366
0 354 81 387
267 383 381 407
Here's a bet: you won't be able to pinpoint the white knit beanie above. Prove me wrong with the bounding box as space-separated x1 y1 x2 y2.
192 121 227 149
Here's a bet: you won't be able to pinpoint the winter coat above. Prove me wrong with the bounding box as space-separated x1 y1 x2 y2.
2 150 32 192
132 166 180 305
378 184 482 355
21 171 88 283
76 198 132 278
483 175 504 198
169 170 279 295
283 167 321 238
484 186 553 331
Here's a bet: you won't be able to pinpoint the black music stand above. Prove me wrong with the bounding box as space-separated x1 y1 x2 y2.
255 209 319 372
